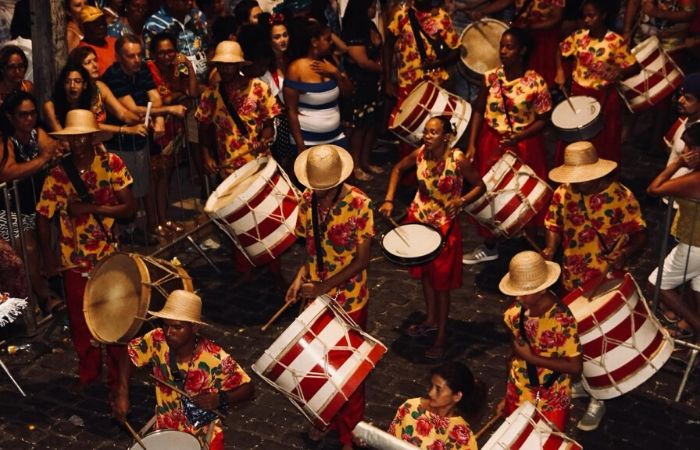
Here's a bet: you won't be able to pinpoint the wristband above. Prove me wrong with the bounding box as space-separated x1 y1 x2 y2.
380 199 393 205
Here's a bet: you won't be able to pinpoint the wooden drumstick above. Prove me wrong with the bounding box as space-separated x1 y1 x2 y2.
124 420 148 450
559 86 577 114
521 232 542 253
148 375 226 419
261 301 293 332
475 411 503 440
387 216 410 247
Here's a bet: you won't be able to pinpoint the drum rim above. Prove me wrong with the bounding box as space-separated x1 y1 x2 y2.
204 156 278 216
380 222 445 266
130 429 201 449
459 18 508 74
551 96 602 129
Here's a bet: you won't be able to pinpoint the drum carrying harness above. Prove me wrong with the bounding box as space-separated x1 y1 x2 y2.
407 8 451 68
218 82 249 138
311 186 343 277
518 306 560 402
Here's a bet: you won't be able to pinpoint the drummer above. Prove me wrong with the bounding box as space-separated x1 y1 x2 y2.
388 361 481 450
380 116 485 359
554 0 641 164
542 141 647 431
462 27 551 265
35 109 136 391
112 290 254 450
498 251 582 431
285 144 374 450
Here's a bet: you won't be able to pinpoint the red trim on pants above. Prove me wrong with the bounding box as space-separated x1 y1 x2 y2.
63 269 125 388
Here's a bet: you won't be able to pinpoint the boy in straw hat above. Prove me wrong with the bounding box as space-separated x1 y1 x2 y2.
113 290 253 450
36 109 136 390
499 251 582 431
542 140 647 431
286 144 374 449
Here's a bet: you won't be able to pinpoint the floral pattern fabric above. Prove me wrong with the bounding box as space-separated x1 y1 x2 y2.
483 67 552 134
295 186 375 313
146 60 184 148
128 328 251 447
544 181 646 292
560 29 637 90
195 79 281 176
636 0 697 50
387 5 460 89
35 152 132 273
514 0 565 27
504 302 581 413
389 397 477 450
408 146 464 230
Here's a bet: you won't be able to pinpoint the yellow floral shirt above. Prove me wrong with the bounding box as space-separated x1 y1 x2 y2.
387 5 460 90
295 186 374 313
389 398 478 450
483 67 552 134
544 181 646 292
560 29 637 90
408 146 464 231
35 152 132 273
514 0 565 27
504 302 581 413
195 78 281 176
128 328 251 447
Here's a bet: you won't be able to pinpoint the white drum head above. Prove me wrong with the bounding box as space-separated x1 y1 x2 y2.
129 430 201 450
382 223 442 258
551 96 601 130
393 81 431 125
632 35 659 61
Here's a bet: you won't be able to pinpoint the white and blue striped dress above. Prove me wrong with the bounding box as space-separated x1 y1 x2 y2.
284 78 347 148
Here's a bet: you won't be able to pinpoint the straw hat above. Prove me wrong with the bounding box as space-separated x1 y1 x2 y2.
549 141 617 184
499 251 561 296
148 290 207 325
210 41 246 64
49 109 113 143
79 6 105 24
294 144 354 190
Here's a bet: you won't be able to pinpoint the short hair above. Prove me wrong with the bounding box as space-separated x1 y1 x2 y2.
115 34 143 56
682 122 700 148
149 32 178 56
430 361 483 416
502 27 535 65
68 46 97 67
0 46 28 81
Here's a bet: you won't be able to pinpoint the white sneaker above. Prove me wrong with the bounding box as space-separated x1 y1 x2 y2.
577 398 606 431
571 381 588 399
199 238 221 250
462 245 499 265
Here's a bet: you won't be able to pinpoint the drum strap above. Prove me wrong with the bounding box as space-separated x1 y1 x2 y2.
218 82 249 138
518 306 560 389
497 79 515 133
407 8 450 66
310 186 343 277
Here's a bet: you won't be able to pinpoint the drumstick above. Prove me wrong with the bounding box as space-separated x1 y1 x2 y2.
475 411 502 440
144 102 152 128
124 420 148 450
559 86 577 114
521 232 542 253
148 374 226 419
261 301 292 332
387 216 410 247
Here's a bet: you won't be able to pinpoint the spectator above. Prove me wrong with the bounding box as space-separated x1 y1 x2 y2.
107 0 148 40
0 45 33 107
78 6 118 76
66 0 86 53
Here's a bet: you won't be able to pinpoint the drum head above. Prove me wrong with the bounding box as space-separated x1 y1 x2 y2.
551 96 601 130
391 81 431 126
84 253 142 344
460 19 507 75
381 223 443 266
128 430 201 450
204 157 270 215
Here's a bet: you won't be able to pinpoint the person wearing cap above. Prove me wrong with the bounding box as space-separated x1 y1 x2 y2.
36 109 136 390
380 116 485 360
542 141 647 431
647 122 700 343
286 144 374 449
77 6 118 77
499 251 582 431
112 290 253 450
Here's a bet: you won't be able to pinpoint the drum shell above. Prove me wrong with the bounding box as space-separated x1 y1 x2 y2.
380 223 444 266
551 96 604 142
563 273 674 399
84 253 194 344
459 19 508 83
127 429 201 450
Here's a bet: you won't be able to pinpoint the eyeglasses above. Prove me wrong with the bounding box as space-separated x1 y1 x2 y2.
15 110 37 119
64 78 85 86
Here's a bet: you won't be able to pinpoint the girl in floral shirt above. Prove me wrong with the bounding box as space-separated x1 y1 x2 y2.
555 0 641 163
389 361 481 450
381 116 485 359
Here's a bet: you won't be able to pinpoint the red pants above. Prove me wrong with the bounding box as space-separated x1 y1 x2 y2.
505 389 569 431
64 269 125 388
525 27 561 87
408 218 463 292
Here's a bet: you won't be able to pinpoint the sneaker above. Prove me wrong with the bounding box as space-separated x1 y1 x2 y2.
571 381 589 399
462 245 499 265
577 398 606 431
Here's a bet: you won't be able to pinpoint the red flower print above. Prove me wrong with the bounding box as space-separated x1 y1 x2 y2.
203 340 221 354
415 416 433 436
253 83 263 97
437 176 455 194
152 328 166 342
238 97 257 116
185 368 210 392
222 371 245 390
588 194 605 211
540 330 566 349
351 195 364 210
448 424 472 445
569 212 585 227
157 411 182 430
109 155 125 172
221 356 237 374
127 346 138 364
431 414 449 430
327 223 352 248
565 201 580 213
579 51 594 67
93 187 114 205
578 227 596 244
427 439 446 450
560 40 571 53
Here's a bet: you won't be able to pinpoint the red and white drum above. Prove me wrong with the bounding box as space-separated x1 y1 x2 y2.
462 151 552 238
204 156 300 266
389 80 472 146
252 295 387 428
482 402 582 450
619 36 684 113
563 273 674 400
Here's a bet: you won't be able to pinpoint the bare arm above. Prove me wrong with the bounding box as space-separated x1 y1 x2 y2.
512 338 583 375
0 131 59 182
543 229 562 260
68 184 137 220
36 214 59 276
346 46 382 73
111 347 133 422
284 83 306 154
42 101 63 132
383 31 397 97
305 237 372 298
96 81 141 124
379 148 421 217
647 158 700 198
198 121 217 174
466 82 487 162
528 5 564 30
624 0 641 39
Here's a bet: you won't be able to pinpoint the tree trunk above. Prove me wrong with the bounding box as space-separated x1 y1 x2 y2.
30 0 67 104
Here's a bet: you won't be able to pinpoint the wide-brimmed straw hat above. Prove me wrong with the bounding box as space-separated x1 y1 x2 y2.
148 290 207 325
79 6 105 24
499 251 561 296
210 41 246 64
549 141 617 184
294 144 354 190
49 109 112 143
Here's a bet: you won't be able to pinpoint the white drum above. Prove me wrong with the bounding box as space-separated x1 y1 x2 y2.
551 95 603 142
127 430 201 450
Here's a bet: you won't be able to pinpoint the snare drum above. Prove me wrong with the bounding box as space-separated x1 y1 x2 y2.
563 273 674 400
389 81 472 146
619 36 684 113
127 430 201 450
84 253 194 344
459 19 508 82
380 223 444 266
204 156 300 266
463 152 552 238
252 295 387 428
482 402 582 450
551 95 603 142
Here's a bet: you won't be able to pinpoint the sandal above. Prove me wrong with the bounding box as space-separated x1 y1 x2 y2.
155 225 171 238
366 165 384 174
661 309 680 324
666 321 694 340
353 168 373 181
424 346 446 360
405 323 438 337
164 220 185 233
